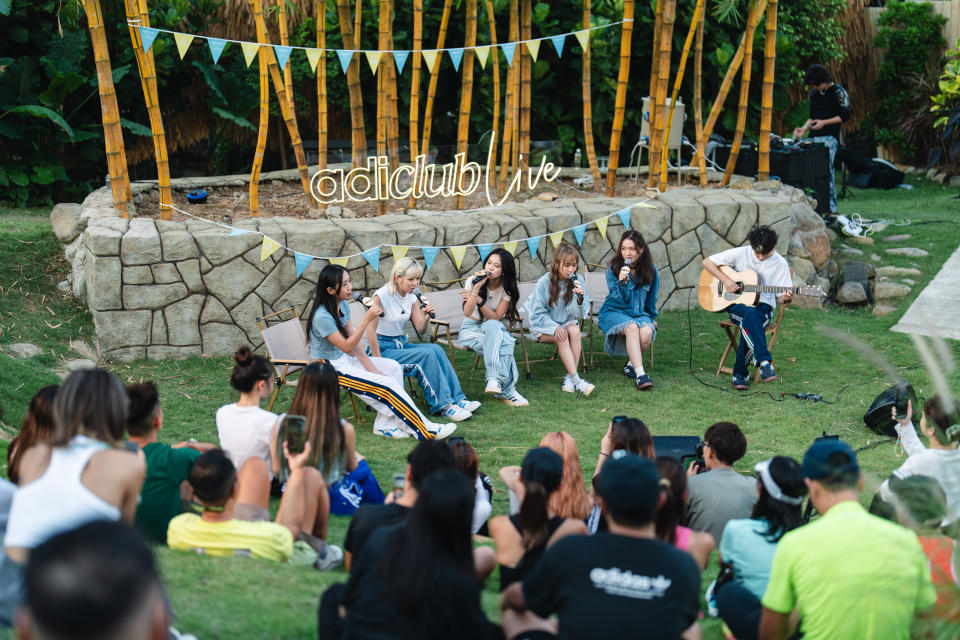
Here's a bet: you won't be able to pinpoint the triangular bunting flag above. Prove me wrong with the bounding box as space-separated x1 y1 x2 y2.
617 208 631 229
365 50 381 75
526 39 540 62
421 50 439 74
475 45 490 69
448 48 464 72
241 42 260 68
174 33 194 59
635 201 657 208
550 34 565 57
525 237 540 259
500 42 516 67
549 231 564 248
391 245 409 260
595 216 609 239
503 240 518 256
393 50 409 74
337 50 354 75
229 227 252 236
575 30 590 52
573 224 586 246
274 45 293 70
294 252 314 278
139 27 159 53
477 243 493 263
329 256 349 267
260 236 282 262
422 246 440 270
207 37 228 64
305 48 322 73
361 246 381 272
450 246 467 270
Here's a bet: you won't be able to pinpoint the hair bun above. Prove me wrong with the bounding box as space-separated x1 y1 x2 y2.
234 346 253 366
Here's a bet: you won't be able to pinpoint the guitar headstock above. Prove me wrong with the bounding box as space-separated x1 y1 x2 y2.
797 286 828 300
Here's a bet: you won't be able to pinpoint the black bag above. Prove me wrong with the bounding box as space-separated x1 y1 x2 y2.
863 381 916 437
868 159 904 189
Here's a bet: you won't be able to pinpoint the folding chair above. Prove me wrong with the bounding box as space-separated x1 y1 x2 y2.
516 281 594 375
583 265 654 370
715 302 788 383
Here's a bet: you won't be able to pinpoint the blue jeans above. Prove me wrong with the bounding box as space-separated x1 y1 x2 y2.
807 135 838 213
458 318 519 396
727 303 773 376
716 582 762 640
377 334 466 414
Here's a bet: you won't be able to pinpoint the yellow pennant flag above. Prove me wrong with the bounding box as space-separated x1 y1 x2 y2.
595 216 609 239
241 42 259 68
306 48 323 74
503 240 518 256
549 231 564 248
635 201 657 208
174 33 195 60
421 50 439 74
391 246 409 260
260 236 282 262
450 246 467 270
329 256 349 267
575 30 590 52
365 50 381 74
526 39 540 62
475 45 490 69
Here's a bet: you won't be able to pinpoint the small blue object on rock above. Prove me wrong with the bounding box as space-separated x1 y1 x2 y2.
186 189 208 204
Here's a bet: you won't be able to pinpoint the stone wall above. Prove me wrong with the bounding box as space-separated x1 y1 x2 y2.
52 181 831 361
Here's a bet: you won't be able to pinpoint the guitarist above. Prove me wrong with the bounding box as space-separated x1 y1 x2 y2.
701 226 792 390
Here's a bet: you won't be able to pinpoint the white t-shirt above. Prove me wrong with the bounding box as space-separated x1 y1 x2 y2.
465 284 510 322
708 245 792 309
373 286 415 337
216 403 278 480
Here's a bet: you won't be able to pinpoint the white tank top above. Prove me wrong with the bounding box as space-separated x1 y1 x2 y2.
4 435 122 550
374 285 415 337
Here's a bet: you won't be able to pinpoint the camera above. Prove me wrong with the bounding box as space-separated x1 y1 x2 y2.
693 443 706 474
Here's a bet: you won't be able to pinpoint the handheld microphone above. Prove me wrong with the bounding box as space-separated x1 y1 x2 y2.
619 258 631 282
569 274 583 305
471 271 490 285
413 288 436 319
354 292 383 317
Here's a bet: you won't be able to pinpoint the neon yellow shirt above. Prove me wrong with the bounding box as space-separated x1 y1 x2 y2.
167 513 293 562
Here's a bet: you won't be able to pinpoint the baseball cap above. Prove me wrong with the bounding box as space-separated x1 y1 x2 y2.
802 439 859 480
521 447 564 494
597 453 660 518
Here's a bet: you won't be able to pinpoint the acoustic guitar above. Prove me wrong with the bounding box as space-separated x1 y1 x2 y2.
697 265 826 312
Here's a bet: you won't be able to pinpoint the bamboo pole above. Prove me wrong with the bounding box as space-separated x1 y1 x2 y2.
581 0 600 185
758 0 778 181
408 0 423 206
354 0 363 55
336 0 367 167
251 48 270 216
605 0 635 196
317 0 328 180
277 0 295 112
647 0 664 174
693 1 707 186
419 0 454 159
377 0 388 214
659 0 705 186
453 0 478 209
646 0 674 191
385 0 400 172
498 0 520 196
485 0 500 168
83 0 130 216
125 0 171 216
722 0 761 187
518 0 531 171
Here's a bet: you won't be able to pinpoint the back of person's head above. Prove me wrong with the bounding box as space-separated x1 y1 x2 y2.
518 447 564 550
890 475 947 531
802 439 860 491
752 456 806 542
747 226 777 255
125 382 160 438
19 520 167 640
655 456 687 543
52 369 127 447
449 438 479 481
539 431 592 520
923 395 960 447
188 449 236 508
805 63 832 86
229 346 272 393
8 385 59 484
611 417 655 459
597 453 662 528
704 421 747 466
407 439 456 490
285 360 342 473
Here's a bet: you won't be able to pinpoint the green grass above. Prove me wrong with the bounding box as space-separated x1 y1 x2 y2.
1 178 959 639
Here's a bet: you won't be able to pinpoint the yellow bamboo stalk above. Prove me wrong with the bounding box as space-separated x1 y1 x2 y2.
646 0 674 191
385 0 400 172
83 0 130 216
498 0 520 196
693 2 707 186
647 0 664 173
453 0 478 209
485 0 500 167
409 0 423 207
337 0 367 167
318 0 328 177
758 0 778 181
518 0 531 171
659 0 705 186
251 49 270 216
125 0 171 216
605 0 635 196
419 0 454 159
722 0 761 187
278 0 295 112
377 0 388 214
354 0 362 54
581 0 600 185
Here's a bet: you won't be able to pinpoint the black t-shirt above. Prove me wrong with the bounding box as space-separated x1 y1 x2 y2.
344 502 410 559
808 83 851 144
523 533 701 639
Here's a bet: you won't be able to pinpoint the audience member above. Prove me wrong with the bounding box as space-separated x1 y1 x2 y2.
6 385 58 485
15 521 170 640
758 439 936 640
588 416 655 534
450 438 493 535
0 478 17 627
126 381 216 545
715 456 806 640
500 453 701 639
685 421 755 544
501 431 592 521
657 456 715 569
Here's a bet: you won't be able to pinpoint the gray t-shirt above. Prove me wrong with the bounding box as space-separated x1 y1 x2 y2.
309 300 351 361
685 468 757 544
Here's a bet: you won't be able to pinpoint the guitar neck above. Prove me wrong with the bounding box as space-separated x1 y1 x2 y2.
741 284 794 294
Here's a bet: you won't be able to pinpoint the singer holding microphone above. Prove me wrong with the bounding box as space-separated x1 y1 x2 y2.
598 230 659 391
367 257 481 422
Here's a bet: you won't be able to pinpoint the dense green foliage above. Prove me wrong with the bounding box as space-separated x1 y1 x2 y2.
930 38 960 171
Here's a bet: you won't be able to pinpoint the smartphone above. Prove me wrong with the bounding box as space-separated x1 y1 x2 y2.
282 414 308 454
895 386 909 420
392 473 406 499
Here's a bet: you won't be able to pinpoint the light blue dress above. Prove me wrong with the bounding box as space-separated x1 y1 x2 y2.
521 273 591 339
458 285 519 397
597 265 659 356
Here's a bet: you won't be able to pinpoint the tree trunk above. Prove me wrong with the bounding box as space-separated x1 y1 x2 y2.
454 0 478 209
498 0 520 196
485 0 500 172
318 0 328 178
419 0 454 159
337 0 367 167
377 0 389 214
646 0 674 191
385 0 400 174
722 0 761 187
278 0 295 113
582 0 600 185
647 0 664 176
251 50 270 216
409 0 423 206
519 0 531 171
693 0 707 186
758 0 778 181
606 0 635 196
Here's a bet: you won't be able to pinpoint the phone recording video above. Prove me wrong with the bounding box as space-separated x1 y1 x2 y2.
282 414 308 454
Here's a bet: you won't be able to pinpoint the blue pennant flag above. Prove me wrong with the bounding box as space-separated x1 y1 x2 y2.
229 227 252 236
448 48 464 72
337 50 354 75
207 38 227 64
550 34 565 58
525 236 541 259
393 50 409 74
572 224 586 246
422 246 440 270
500 42 516 67
139 27 160 53
294 252 314 278
362 246 381 272
273 45 293 70
617 208 631 229
477 243 493 263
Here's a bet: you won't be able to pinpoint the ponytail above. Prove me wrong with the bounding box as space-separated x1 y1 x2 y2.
518 481 551 551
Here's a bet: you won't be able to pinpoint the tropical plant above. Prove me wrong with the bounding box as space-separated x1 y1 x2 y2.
930 41 960 172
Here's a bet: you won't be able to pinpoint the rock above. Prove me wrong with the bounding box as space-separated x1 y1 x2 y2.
307 207 327 218
200 322 251 356
934 172 947 184
819 259 839 280
875 282 911 299
151 310 167 344
7 343 43 358
950 176 960 188
659 190 705 238
695 225 732 261
164 295 204 345
871 223 888 233
92 310 152 351
194 225 261 267
729 177 755 190
62 358 96 372
57 279 71 293
825 228 838 241
176 259 204 293
83 225 123 257
341 207 356 218
789 229 831 270
50 203 86 243
535 191 558 202
884 234 911 242
123 265 152 285
926 168 938 180
903 278 915 285
697 192 738 236
791 256 818 284
886 247 929 258
873 304 899 317
151 263 181 284
871 254 882 262
667 229 702 271
84 255 122 311
203 258 265 309
753 179 783 191
876 266 922 277
848 236 874 245
838 245 864 256
159 229 199 261
844 261 876 281
200 296 232 324
838 282 868 305
122 283 188 309
790 202 825 232
120 219 161 265
146 346 201 360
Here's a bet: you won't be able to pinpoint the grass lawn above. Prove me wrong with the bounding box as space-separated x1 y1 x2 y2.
1 179 959 639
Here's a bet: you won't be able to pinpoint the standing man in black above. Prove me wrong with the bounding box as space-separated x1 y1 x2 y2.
793 64 851 218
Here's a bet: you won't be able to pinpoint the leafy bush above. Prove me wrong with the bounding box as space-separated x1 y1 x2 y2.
930 40 960 171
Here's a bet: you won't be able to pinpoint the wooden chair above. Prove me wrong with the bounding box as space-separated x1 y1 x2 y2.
583 264 654 370
715 302 788 383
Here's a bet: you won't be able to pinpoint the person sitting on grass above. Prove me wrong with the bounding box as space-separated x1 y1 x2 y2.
126 381 216 545
6 385 58 486
657 456 715 570
500 431 593 522
588 416 655 534
449 437 493 535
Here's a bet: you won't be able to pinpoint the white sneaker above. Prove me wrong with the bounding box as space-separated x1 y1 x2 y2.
373 426 411 439
313 543 343 571
458 398 482 413
485 379 502 394
561 376 576 393
441 403 472 421
429 422 458 440
574 377 595 396
499 392 529 407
